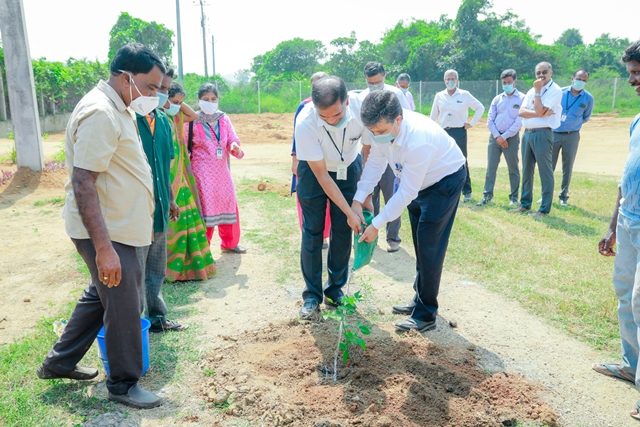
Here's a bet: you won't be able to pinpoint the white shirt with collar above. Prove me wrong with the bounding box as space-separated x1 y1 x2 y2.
521 80 563 129
294 101 367 172
349 84 411 130
354 110 465 229
430 88 485 129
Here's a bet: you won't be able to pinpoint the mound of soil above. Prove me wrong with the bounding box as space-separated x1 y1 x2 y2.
199 321 558 427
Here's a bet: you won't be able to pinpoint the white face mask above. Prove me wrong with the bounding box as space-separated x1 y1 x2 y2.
121 70 159 116
367 82 385 92
199 99 218 115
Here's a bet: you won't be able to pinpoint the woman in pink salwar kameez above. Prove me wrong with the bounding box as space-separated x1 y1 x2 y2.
186 83 246 254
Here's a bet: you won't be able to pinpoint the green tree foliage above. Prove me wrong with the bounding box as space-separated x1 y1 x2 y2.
557 28 584 48
108 12 174 65
251 38 325 82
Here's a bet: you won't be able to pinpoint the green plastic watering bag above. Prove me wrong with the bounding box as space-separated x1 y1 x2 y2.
352 210 378 271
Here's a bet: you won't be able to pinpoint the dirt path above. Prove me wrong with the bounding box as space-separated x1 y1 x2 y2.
1 113 637 425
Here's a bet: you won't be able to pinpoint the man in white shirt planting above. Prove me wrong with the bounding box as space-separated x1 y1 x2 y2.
352 90 466 332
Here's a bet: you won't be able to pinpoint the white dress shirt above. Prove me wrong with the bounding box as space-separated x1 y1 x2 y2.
294 101 366 172
354 110 465 229
430 88 485 129
349 84 411 133
520 80 563 130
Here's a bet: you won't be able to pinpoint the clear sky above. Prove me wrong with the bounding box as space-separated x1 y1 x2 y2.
19 0 638 80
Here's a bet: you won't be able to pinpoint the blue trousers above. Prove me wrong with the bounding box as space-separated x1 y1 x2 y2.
297 156 362 304
408 166 466 322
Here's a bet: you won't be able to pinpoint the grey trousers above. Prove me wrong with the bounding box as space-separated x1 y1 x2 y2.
482 134 520 202
521 128 554 213
42 239 143 395
552 131 581 202
137 232 168 326
372 165 401 243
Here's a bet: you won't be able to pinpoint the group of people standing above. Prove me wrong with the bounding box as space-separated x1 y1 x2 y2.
36 43 246 409
32 37 640 421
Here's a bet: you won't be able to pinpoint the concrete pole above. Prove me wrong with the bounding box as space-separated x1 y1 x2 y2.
0 0 43 171
0 66 7 121
199 0 208 78
175 0 184 81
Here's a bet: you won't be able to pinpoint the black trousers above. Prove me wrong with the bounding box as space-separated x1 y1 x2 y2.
372 165 401 243
408 166 466 322
42 239 143 395
297 156 362 304
445 127 472 196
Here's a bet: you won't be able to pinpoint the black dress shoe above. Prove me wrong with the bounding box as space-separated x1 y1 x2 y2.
37 364 99 381
394 318 436 333
299 300 320 320
149 319 188 333
392 301 416 315
108 384 162 409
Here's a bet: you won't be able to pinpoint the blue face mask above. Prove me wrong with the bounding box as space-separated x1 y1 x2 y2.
157 92 169 109
166 103 180 116
372 132 394 144
445 80 457 90
572 79 586 91
322 105 350 131
502 84 514 94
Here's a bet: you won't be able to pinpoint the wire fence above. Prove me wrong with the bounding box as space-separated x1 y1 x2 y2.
12 76 636 120
213 77 635 116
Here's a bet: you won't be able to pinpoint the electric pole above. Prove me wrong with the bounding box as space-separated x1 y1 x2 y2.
199 0 208 78
175 0 184 81
211 35 216 77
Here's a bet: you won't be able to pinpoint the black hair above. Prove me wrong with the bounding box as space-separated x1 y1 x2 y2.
165 67 176 79
198 82 219 99
109 43 165 75
168 83 185 98
361 90 402 127
622 40 640 63
397 73 411 83
364 61 385 78
311 76 347 109
500 69 517 80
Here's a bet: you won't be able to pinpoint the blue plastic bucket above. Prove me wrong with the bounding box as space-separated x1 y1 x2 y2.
96 317 150 377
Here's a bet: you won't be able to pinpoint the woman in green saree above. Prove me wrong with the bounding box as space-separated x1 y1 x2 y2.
165 83 216 281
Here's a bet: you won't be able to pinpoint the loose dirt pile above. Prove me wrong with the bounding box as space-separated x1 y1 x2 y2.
199 321 558 427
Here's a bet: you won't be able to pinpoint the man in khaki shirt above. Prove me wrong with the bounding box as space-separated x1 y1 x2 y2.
37 43 165 409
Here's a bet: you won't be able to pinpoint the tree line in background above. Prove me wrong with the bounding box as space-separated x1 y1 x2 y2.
0 0 634 119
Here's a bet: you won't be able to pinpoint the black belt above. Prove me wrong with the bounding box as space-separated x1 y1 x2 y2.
444 126 465 131
554 130 578 134
525 127 551 133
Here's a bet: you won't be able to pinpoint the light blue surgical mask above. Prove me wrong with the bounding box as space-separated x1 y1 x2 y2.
157 92 169 108
368 82 385 92
445 80 457 90
572 79 586 91
502 84 514 94
372 132 394 144
166 103 180 116
321 106 350 131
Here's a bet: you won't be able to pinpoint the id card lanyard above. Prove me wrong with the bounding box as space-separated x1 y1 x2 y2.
323 126 347 180
207 122 223 159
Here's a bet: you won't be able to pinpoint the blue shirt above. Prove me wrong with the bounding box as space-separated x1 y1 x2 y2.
487 90 525 140
553 87 593 132
620 114 640 221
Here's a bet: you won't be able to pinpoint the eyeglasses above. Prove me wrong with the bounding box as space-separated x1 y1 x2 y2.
536 70 549 76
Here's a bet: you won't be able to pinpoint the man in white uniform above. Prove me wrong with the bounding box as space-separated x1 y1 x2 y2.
295 76 368 320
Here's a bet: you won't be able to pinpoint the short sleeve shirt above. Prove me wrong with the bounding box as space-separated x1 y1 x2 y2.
294 102 364 172
63 80 154 247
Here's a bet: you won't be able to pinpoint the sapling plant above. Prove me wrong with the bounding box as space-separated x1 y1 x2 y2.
323 290 371 382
